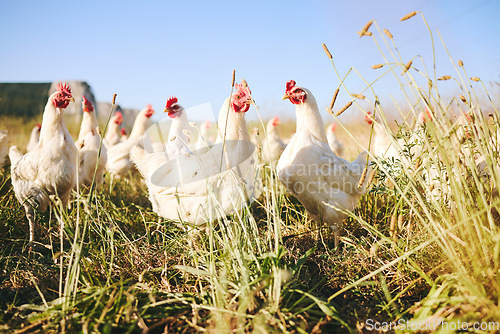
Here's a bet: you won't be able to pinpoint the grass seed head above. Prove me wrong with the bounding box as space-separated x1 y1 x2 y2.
330 88 339 109
112 94 117 105
383 29 393 39
335 101 353 117
438 75 451 81
402 60 413 74
231 70 236 87
372 64 384 69
400 11 418 21
367 168 377 185
352 93 366 100
458 60 464 67
322 43 332 60
362 20 374 32
358 167 368 188
390 214 397 238
470 76 480 82
459 94 467 104
398 214 404 230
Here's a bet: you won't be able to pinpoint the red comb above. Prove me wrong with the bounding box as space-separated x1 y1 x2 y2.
330 123 337 131
121 128 127 135
165 97 178 109
36 123 41 129
286 80 296 93
56 82 72 95
235 83 252 97
115 111 123 118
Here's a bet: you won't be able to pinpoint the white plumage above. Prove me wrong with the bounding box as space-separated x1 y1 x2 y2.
326 122 344 157
277 80 371 247
26 124 41 152
262 116 287 165
9 83 77 243
103 111 124 147
130 83 261 226
106 105 154 177
75 96 107 186
0 130 9 168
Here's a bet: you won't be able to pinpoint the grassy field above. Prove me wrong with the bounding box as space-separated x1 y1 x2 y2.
1 12 500 333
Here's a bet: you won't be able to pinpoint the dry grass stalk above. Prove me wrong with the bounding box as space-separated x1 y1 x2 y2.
383 29 393 39
400 11 417 21
458 60 464 67
371 64 384 69
335 101 353 117
358 167 368 188
459 95 467 104
330 88 340 109
470 76 480 82
438 75 451 81
322 43 332 60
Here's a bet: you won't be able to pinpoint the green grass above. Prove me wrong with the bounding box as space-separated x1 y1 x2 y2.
1 10 500 334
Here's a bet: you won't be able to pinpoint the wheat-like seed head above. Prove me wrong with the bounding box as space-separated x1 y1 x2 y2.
330 88 339 109
362 20 373 32
390 214 397 238
383 29 393 39
458 60 464 67
231 70 236 87
402 60 413 74
459 95 467 104
397 214 404 230
112 94 117 105
358 167 368 188
438 76 451 80
367 168 377 185
322 43 332 60
335 101 353 117
470 77 480 82
352 93 366 100
400 11 417 21
372 64 384 69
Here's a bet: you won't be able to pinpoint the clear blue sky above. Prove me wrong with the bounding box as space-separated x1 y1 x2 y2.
1 0 499 122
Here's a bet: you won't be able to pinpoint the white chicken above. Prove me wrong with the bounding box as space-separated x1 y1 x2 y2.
131 82 261 226
326 122 344 157
164 97 192 158
103 111 124 147
106 104 154 177
195 120 214 150
9 83 77 243
262 116 287 165
75 95 107 186
26 124 41 152
0 130 8 169
366 112 400 160
277 80 371 247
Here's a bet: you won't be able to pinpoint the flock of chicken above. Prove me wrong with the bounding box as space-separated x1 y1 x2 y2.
1 79 469 248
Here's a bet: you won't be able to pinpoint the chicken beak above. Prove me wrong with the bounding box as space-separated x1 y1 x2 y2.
69 97 75 102
163 108 168 113
282 94 290 100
